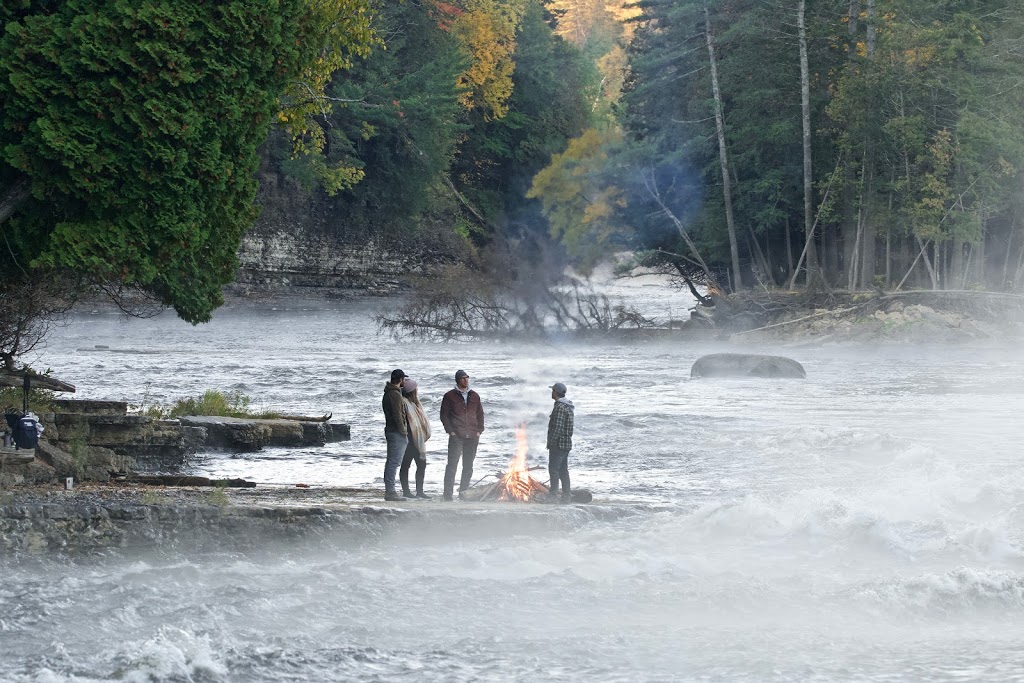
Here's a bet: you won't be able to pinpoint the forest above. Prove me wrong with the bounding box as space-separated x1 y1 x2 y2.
534 0 1024 295
2 0 1024 362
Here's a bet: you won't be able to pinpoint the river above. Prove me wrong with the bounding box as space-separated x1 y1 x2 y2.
3 277 1024 682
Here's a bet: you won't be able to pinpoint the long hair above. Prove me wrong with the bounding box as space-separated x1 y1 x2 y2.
402 387 422 408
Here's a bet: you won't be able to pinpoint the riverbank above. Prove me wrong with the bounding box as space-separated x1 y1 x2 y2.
707 290 1024 345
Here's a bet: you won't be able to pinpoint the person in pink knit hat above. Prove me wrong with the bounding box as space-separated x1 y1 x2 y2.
400 378 432 499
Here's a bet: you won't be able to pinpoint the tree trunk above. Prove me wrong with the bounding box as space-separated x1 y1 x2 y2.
918 237 939 289
0 178 30 226
704 2 743 290
1014 230 1024 290
898 234 910 285
848 157 868 291
962 243 974 289
950 238 964 290
1003 215 1016 290
884 223 891 288
748 228 773 286
857 0 877 289
866 0 876 58
840 0 865 288
860 215 876 288
847 0 861 53
798 0 819 286
973 221 987 288
896 238 932 291
785 215 795 278
848 206 864 291
643 172 719 290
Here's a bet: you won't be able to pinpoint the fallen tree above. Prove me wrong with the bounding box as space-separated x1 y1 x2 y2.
377 240 656 340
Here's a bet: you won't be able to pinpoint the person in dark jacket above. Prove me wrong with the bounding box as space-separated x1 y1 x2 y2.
382 368 409 501
439 369 485 501
545 382 575 503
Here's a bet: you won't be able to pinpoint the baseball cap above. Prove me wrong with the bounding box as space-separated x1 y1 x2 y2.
550 382 567 396
391 368 408 383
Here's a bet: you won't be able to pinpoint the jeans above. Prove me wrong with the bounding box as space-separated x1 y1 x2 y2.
400 441 426 495
384 431 409 494
548 448 571 498
444 434 479 498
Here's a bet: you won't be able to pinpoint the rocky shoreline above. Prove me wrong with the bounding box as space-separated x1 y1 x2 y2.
0 399 350 488
0 483 616 555
708 290 1024 345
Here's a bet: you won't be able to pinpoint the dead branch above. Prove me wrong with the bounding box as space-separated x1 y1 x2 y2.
376 255 656 341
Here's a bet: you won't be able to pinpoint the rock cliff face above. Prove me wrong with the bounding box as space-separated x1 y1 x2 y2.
229 166 460 298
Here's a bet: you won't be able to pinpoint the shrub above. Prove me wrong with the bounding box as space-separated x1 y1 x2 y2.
164 390 279 419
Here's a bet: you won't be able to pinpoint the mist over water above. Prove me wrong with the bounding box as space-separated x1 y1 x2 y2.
5 277 1024 681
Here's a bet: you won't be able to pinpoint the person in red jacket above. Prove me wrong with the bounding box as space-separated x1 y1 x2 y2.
439 369 485 501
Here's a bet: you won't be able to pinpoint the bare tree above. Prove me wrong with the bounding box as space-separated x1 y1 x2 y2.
376 239 656 340
0 272 79 371
798 0 820 286
0 269 163 371
703 0 742 289
641 169 722 292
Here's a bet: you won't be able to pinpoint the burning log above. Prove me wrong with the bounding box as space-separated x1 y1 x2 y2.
459 423 552 503
458 424 594 504
460 470 550 503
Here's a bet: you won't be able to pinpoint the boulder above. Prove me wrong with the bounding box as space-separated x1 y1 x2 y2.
690 353 806 379
35 440 76 478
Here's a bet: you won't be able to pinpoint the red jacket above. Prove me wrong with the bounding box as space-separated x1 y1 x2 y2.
439 388 484 438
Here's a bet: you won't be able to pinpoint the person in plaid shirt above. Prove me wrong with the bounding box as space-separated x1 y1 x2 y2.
545 382 575 503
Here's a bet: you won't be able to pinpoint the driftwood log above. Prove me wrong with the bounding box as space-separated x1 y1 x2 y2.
460 468 594 503
275 413 332 423
461 476 549 502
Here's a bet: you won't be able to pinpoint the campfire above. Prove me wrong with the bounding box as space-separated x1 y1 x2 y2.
460 423 549 503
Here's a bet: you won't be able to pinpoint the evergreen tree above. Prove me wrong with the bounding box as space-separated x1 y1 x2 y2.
0 0 376 324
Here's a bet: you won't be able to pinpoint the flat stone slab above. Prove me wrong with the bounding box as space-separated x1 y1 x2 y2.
0 446 35 465
178 416 350 451
690 353 806 379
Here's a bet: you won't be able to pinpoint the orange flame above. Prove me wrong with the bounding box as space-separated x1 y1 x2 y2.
498 422 534 502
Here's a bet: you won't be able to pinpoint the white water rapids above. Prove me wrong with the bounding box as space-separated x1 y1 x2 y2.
3 277 1024 682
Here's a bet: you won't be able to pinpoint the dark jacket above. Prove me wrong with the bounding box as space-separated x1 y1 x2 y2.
382 382 408 435
439 388 484 438
546 397 574 451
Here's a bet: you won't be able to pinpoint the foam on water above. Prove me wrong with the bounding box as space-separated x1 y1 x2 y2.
6 280 1024 680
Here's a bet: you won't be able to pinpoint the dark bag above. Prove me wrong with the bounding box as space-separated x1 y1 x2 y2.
13 415 38 449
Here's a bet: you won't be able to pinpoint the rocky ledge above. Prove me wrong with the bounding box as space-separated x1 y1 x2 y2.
0 484 605 555
0 400 350 487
